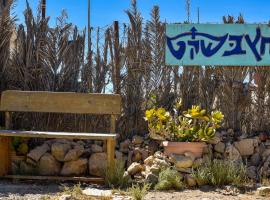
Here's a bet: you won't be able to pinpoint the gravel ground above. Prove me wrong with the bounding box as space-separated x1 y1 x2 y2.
0 181 268 200
145 188 267 200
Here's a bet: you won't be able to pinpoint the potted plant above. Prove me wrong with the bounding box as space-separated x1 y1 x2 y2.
144 100 224 158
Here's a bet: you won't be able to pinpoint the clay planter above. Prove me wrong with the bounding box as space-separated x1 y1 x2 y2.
162 141 207 158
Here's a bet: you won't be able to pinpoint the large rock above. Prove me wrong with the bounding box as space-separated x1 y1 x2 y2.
224 144 242 163
127 162 143 175
64 145 84 162
20 161 36 175
51 142 71 162
38 153 61 175
89 153 107 177
214 142 225 154
234 139 255 156
171 154 193 169
27 143 50 162
61 158 88 176
91 144 103 153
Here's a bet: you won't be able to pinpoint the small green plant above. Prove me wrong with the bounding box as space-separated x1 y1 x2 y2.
192 159 248 186
128 183 150 200
105 160 129 188
145 99 224 142
155 167 184 190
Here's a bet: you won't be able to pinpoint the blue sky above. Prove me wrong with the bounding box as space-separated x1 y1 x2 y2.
13 0 270 29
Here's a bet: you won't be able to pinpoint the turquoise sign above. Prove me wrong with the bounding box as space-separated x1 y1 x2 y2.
166 24 270 66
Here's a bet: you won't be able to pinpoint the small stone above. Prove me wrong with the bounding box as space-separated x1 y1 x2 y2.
91 144 103 153
207 135 221 145
51 142 71 162
145 173 158 185
141 149 149 161
184 151 196 162
61 158 88 176
214 142 226 154
234 139 255 156
144 156 155 166
171 154 193 169
246 166 257 180
127 162 143 175
257 186 270 196
27 143 50 162
132 149 142 162
89 153 107 177
119 139 130 153
251 153 261 166
148 140 159 155
59 194 72 200
153 158 170 168
259 133 268 142
149 164 160 175
115 150 124 161
82 188 112 197
192 158 203 169
185 175 197 187
38 153 61 176
132 135 143 145
262 149 270 160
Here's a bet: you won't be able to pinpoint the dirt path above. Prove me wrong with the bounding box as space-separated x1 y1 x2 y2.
0 181 268 200
145 189 267 200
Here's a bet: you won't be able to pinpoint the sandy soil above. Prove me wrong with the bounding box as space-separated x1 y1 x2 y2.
0 181 268 200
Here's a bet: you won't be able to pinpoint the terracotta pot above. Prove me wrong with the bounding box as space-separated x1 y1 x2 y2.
162 141 207 158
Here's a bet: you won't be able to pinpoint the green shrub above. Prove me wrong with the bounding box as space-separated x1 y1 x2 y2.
192 159 248 186
155 168 184 190
128 183 151 200
105 160 128 189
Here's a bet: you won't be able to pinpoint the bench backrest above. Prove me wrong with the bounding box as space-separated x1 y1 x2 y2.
0 90 121 115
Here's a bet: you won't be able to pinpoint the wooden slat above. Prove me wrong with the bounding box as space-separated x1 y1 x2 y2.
3 175 104 183
107 138 115 168
0 90 121 115
0 130 117 140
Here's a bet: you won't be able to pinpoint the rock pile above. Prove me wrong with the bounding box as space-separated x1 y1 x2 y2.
12 139 108 176
202 130 270 182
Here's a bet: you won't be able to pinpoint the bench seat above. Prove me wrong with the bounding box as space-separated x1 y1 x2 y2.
0 130 117 140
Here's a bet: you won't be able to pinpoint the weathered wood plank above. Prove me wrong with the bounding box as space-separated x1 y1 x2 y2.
0 90 121 115
0 130 117 140
0 138 10 176
107 138 115 168
3 175 104 183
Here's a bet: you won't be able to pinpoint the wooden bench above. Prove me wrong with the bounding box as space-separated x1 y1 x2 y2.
0 90 121 183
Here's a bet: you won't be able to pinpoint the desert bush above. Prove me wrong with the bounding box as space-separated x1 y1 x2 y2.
128 183 151 200
192 159 248 186
155 167 184 190
105 160 129 188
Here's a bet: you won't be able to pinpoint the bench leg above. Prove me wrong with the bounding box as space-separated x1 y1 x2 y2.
0 137 11 176
107 139 115 169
